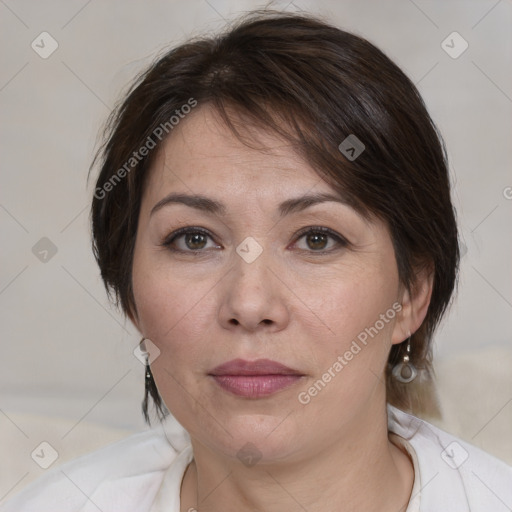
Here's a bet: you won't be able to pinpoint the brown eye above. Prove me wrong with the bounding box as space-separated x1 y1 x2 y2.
183 232 208 250
294 227 348 253
162 227 218 253
305 232 329 250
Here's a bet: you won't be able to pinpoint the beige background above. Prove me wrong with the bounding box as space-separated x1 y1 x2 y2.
1 0 511 503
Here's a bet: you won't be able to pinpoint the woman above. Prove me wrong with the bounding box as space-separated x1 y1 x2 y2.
3 10 511 512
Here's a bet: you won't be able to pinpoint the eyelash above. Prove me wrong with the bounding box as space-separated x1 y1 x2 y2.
161 226 348 255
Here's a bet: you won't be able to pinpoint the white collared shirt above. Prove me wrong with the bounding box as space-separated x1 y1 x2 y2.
2 405 511 511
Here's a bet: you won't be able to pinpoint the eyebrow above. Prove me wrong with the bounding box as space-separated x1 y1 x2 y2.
150 191 356 218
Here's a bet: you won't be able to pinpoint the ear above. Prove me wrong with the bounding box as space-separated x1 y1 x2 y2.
391 263 434 345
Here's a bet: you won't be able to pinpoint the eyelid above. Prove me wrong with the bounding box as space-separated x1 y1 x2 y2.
161 226 217 248
293 225 349 244
291 225 349 252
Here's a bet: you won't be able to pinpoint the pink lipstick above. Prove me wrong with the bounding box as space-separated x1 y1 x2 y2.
209 358 304 398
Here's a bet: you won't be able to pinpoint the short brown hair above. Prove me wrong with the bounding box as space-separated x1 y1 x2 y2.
90 10 460 422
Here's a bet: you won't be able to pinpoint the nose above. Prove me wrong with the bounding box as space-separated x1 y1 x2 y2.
218 244 290 333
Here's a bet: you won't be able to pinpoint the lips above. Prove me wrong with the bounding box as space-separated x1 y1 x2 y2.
209 358 304 398
210 358 303 376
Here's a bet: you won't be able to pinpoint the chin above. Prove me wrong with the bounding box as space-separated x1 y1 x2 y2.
204 414 302 464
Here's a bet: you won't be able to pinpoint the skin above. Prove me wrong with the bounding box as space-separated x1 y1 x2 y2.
129 104 433 512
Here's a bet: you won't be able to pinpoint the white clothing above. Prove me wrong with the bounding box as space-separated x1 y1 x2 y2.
2 405 511 511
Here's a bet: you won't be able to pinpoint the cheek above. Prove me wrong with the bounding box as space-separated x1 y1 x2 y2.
309 264 397 338
134 271 202 344
303 264 399 387
131 248 217 365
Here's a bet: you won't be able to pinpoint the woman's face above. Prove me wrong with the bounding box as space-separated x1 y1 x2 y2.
131 104 414 463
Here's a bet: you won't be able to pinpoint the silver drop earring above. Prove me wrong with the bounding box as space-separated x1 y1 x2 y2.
392 335 417 383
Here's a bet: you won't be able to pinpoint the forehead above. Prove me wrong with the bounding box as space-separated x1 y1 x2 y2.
145 104 332 195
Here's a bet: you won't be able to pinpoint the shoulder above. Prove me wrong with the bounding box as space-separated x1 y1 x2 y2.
0 426 185 512
388 405 512 511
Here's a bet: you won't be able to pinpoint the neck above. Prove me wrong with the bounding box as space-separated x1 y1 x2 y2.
180 401 414 512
